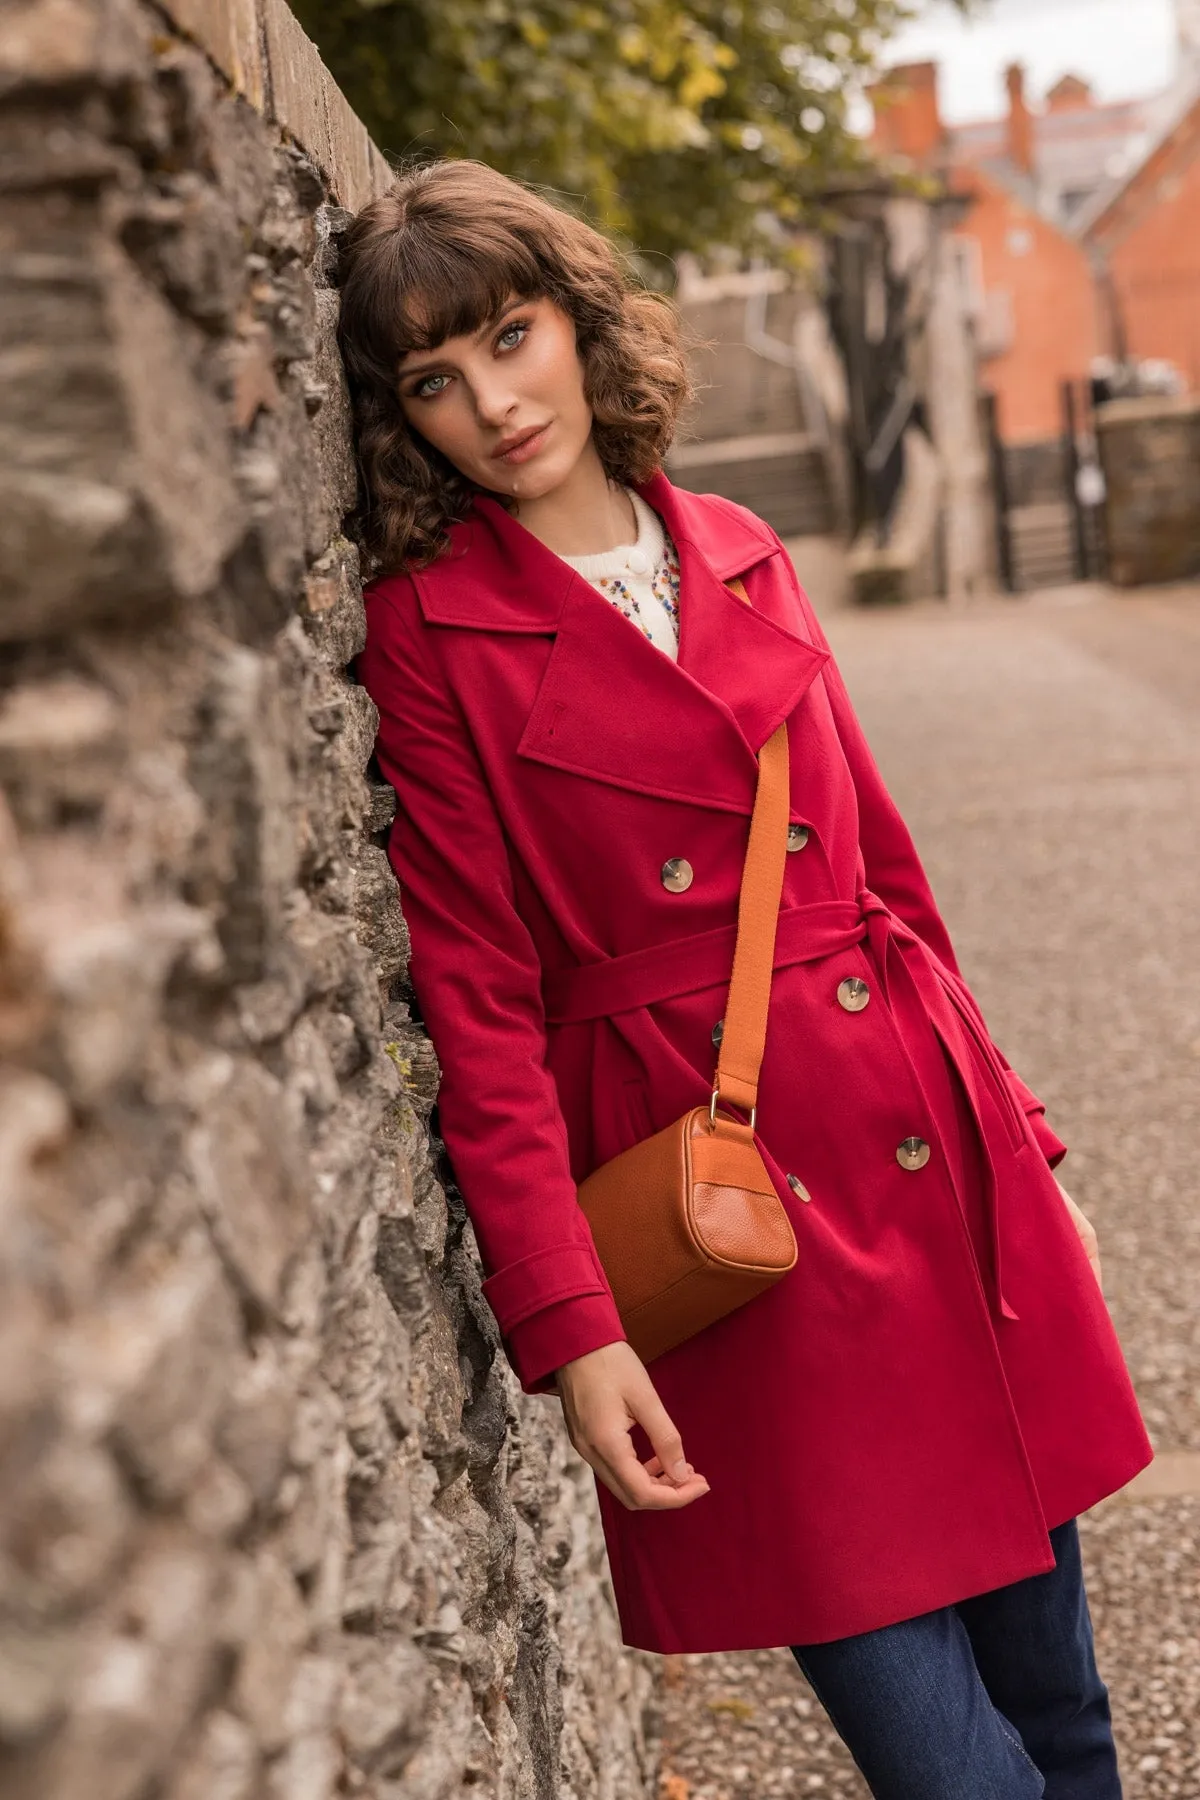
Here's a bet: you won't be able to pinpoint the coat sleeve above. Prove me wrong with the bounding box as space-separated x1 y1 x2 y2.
357 578 628 1394
773 541 1067 1171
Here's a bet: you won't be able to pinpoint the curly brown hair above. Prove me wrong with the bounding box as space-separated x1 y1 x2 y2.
336 158 696 573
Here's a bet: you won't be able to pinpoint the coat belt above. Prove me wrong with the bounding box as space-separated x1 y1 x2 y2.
543 890 1019 1323
541 890 907 1025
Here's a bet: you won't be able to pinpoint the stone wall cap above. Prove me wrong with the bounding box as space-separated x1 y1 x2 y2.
1095 393 1200 428
154 0 392 209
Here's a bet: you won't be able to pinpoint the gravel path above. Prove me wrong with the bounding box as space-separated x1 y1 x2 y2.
650 579 1200 1800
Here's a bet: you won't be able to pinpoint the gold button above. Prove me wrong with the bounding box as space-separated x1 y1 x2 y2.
896 1137 931 1171
661 857 694 893
837 977 871 1012
787 824 810 852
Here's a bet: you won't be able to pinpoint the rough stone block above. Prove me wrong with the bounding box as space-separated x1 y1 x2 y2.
256 142 323 265
302 534 365 663
118 179 247 335
207 84 277 234
231 1554 311 1752
350 843 410 981
21 1538 226 1800
301 293 358 560
323 1270 411 1464
365 779 397 835
2 215 243 637
215 1338 301 1504
0 1069 70 1221
188 645 298 982
18 857 208 1103
276 1425 350 1619
187 1060 314 1314
101 242 246 593
164 1708 259 1800
263 1654 342 1800
0 473 145 643
0 1433 133 1626
0 817 49 1057
54 1231 242 1500
376 1673 476 1797
0 676 123 830
0 0 149 93
338 1635 430 1774
0 1621 84 1745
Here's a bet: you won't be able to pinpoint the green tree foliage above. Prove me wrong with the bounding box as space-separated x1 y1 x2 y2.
292 0 965 269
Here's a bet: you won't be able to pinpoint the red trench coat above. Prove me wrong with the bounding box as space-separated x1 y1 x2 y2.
358 470 1153 1654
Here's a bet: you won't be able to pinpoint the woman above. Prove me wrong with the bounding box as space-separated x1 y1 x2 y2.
341 158 1153 1798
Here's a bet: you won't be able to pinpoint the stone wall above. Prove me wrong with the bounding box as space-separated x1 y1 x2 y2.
0 2 654 1795
1096 395 1200 587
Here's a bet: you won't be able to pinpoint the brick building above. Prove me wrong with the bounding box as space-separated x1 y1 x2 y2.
1083 88 1200 394
948 142 1102 444
871 4 1200 451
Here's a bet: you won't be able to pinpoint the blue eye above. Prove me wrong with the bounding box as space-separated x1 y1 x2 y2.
405 317 530 401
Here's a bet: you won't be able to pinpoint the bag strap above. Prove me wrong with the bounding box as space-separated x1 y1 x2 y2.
711 577 790 1127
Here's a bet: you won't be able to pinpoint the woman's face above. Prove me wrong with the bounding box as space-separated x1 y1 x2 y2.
395 293 594 499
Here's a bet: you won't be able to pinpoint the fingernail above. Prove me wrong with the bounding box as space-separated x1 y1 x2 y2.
672 1460 692 1482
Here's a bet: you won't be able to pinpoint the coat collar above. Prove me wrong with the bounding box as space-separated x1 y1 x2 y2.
411 470 830 810
412 469 782 630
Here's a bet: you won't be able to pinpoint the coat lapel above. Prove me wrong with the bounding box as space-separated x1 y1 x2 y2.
665 484 830 755
411 472 830 815
517 569 760 813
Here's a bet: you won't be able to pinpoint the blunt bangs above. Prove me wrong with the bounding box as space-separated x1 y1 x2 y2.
376 226 547 370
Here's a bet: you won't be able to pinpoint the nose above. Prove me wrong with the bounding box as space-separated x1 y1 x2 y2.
470 368 519 431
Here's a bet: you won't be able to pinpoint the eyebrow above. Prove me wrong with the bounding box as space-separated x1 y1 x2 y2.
398 300 526 380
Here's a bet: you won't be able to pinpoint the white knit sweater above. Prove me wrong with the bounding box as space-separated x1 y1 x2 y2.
557 487 681 660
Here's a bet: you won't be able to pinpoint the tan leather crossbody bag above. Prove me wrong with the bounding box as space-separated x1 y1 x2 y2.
575 581 799 1364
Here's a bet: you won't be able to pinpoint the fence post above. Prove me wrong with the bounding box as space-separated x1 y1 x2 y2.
983 391 1016 593
1061 379 1090 581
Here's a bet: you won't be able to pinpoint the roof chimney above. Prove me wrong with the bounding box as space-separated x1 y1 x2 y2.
871 61 944 165
1046 74 1093 112
1005 63 1034 176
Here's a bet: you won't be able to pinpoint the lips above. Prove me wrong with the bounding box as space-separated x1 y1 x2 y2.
492 423 550 463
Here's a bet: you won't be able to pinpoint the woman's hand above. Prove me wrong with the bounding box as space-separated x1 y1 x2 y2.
1055 1175 1103 1293
555 1340 712 1511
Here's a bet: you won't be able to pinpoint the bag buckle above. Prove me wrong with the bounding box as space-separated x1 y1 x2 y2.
710 1086 757 1132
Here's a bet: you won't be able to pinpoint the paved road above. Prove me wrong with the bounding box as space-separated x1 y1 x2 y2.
653 579 1200 1800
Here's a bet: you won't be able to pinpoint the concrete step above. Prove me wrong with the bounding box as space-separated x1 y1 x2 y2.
668 431 835 539
1010 501 1079 591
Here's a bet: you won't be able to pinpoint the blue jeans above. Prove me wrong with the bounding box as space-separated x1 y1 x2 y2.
790 1520 1120 1799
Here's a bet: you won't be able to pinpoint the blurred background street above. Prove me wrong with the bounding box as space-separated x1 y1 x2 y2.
653 571 1200 1799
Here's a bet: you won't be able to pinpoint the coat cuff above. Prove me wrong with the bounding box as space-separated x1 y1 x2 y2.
480 1241 611 1330
1025 1105 1068 1170
479 1241 627 1394
505 1291 629 1395
1005 1070 1068 1169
